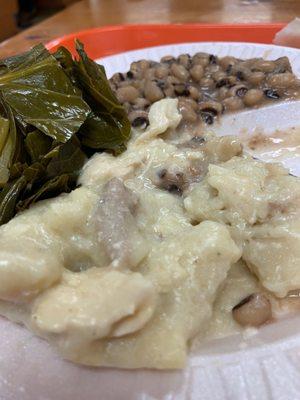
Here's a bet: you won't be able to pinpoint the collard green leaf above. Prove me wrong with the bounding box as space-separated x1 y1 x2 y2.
23 162 45 183
0 44 49 74
0 40 132 225
74 40 131 149
80 111 130 150
53 46 77 85
24 130 52 163
9 162 27 180
0 44 91 142
17 174 72 212
0 115 9 154
74 40 124 115
0 176 27 225
46 138 86 178
0 102 18 186
0 116 10 185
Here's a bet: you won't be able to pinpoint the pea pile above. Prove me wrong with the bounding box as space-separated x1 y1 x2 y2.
109 52 300 127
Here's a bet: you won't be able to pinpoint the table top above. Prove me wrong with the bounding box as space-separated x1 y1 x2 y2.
0 0 299 57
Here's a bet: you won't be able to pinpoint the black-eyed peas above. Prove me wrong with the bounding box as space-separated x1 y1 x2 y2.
232 293 272 327
110 52 299 126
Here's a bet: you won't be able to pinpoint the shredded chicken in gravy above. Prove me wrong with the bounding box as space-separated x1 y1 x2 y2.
0 99 299 369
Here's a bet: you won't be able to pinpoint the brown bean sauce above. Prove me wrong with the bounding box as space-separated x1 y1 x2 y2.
109 53 300 126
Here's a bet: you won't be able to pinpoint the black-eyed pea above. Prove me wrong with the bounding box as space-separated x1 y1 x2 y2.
178 98 198 122
171 63 189 81
178 54 191 68
110 72 125 85
174 83 189 96
131 80 143 90
212 71 227 82
190 64 204 82
161 55 176 64
132 97 150 110
178 96 198 110
188 85 202 101
218 86 229 100
254 60 276 73
243 88 264 106
208 64 220 74
227 75 239 86
129 110 149 129
247 71 265 86
228 84 248 98
192 53 210 68
222 96 244 111
166 75 181 85
155 65 169 79
116 86 140 103
199 77 214 89
144 68 156 80
118 80 132 88
130 60 150 77
267 72 296 89
219 56 239 71
274 56 292 73
163 85 175 98
198 100 223 115
232 293 272 327
144 80 164 103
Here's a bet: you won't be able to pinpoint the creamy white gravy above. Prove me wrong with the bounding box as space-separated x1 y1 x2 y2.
0 99 299 369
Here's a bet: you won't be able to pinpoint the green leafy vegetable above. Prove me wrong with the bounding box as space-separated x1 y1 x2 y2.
46 138 86 178
24 130 52 163
53 40 131 150
16 174 73 212
0 101 18 186
0 44 49 75
0 115 10 185
0 40 131 225
74 40 131 149
0 49 91 142
0 116 9 154
79 111 130 150
0 176 27 225
74 40 125 115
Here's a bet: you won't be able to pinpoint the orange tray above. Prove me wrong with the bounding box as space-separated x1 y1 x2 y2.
46 23 285 59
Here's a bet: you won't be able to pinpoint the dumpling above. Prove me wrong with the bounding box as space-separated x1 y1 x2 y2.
185 157 300 297
31 268 157 360
80 221 240 369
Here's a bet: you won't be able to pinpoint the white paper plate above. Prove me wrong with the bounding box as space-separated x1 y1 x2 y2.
1 42 300 400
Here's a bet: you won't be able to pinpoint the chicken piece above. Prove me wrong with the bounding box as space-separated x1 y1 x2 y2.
93 178 148 268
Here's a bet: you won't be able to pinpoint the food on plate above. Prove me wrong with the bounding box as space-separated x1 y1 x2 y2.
0 40 130 226
110 52 300 125
0 44 299 370
0 98 299 368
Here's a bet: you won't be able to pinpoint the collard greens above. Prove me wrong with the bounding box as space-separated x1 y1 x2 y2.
0 40 131 225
